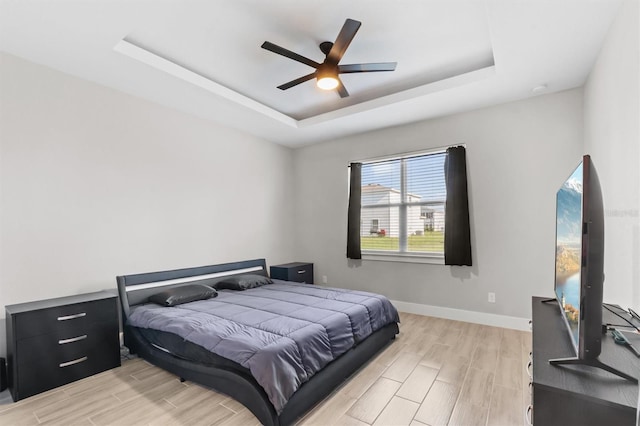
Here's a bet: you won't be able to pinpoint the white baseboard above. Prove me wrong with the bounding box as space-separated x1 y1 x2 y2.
391 300 531 331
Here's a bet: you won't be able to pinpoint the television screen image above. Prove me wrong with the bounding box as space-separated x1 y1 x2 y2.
554 162 583 352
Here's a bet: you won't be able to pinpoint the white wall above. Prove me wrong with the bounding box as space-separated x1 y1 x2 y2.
293 89 583 322
583 0 639 310
0 53 295 356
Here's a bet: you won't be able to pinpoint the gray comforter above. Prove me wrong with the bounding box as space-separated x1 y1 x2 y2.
128 281 399 413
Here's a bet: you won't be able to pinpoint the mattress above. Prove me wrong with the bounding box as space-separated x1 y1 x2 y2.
127 281 399 413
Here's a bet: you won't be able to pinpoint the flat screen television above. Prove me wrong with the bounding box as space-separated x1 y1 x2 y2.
549 154 635 382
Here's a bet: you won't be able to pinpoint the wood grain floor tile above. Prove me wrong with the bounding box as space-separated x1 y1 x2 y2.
34 390 121 424
469 344 499 372
0 389 67 417
0 406 40 425
434 327 463 347
375 340 407 366
334 413 372 426
414 380 459 426
382 352 423 382
108 358 153 378
448 401 489 426
347 377 401 424
164 382 225 407
403 332 438 356
487 384 523 426
216 408 261 426
436 354 470 386
151 389 236 426
499 329 524 360
300 393 358 426
89 397 175 426
372 396 420 426
479 326 503 349
221 395 250 414
457 368 494 409
494 355 523 390
60 372 131 397
454 332 480 359
419 343 451 370
113 371 187 403
396 364 439 403
340 361 387 399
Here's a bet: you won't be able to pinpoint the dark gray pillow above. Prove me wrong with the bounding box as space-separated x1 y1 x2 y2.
215 274 273 291
149 284 217 307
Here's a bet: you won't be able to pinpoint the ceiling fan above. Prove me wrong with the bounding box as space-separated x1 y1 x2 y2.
261 18 397 98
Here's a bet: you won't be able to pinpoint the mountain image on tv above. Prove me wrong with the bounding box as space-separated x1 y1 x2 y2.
555 170 582 278
555 163 583 339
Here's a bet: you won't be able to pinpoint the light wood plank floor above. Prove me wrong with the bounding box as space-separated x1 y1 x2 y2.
0 313 532 425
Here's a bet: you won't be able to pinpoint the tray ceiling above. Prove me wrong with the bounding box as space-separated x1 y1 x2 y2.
0 0 623 147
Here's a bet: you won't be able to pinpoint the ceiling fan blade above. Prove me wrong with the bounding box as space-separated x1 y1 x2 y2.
261 41 321 69
277 72 317 90
327 19 361 65
339 62 397 73
336 78 349 98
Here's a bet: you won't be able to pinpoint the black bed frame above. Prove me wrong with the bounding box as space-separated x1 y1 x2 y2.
116 259 399 426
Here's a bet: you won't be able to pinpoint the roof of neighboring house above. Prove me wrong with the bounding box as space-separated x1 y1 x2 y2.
362 184 421 199
362 183 394 192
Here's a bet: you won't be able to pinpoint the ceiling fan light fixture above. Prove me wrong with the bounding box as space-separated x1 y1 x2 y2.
317 75 339 90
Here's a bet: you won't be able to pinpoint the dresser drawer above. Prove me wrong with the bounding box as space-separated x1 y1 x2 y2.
13 298 116 340
6 292 121 401
15 320 119 400
270 262 314 284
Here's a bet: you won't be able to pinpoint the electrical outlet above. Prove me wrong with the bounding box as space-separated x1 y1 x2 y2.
488 292 496 303
322 275 328 284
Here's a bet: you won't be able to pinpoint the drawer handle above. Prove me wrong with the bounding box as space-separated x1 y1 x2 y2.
59 356 88 368
526 360 533 379
57 312 86 321
58 335 87 345
297 270 306 274
524 404 533 425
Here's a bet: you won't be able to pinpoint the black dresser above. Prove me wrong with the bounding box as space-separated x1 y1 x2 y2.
5 291 121 401
270 262 314 284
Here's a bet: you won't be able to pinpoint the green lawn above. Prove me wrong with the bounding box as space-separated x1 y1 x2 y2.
361 231 444 253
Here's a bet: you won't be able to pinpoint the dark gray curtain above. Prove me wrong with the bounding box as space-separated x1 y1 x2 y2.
444 146 472 266
346 163 362 259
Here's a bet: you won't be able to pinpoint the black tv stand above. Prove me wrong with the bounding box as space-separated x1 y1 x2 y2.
549 356 638 383
531 297 638 426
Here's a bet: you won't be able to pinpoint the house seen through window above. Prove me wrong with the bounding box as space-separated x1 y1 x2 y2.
360 150 446 256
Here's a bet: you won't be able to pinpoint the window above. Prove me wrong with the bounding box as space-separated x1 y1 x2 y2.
359 150 446 258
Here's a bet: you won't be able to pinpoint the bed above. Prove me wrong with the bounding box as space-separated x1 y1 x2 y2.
116 259 399 426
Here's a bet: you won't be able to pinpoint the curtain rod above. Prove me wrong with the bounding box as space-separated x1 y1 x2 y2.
348 143 466 166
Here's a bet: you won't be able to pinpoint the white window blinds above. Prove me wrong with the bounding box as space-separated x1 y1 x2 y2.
360 150 446 255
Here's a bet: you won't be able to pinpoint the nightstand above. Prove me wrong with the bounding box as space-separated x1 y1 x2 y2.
5 291 121 401
270 262 314 284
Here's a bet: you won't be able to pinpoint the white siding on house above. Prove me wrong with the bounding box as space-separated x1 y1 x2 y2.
361 185 424 238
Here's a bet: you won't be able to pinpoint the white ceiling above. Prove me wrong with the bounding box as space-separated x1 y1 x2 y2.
0 0 623 147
